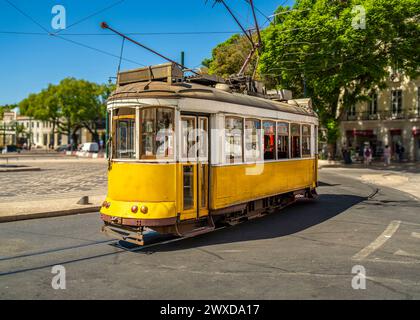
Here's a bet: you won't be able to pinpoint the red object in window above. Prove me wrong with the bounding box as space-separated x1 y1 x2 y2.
269 135 274 149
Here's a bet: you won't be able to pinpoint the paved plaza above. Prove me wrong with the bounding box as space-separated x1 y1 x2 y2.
0 158 107 202
1 170 420 299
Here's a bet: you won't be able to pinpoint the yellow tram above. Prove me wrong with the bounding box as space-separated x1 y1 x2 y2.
100 63 319 245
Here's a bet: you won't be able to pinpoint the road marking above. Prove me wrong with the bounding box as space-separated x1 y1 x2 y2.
365 258 420 265
394 249 420 258
352 220 401 261
411 232 420 239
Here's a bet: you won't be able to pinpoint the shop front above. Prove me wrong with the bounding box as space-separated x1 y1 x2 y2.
345 129 381 160
413 128 420 161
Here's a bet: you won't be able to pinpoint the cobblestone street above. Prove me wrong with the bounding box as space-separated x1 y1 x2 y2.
0 158 107 202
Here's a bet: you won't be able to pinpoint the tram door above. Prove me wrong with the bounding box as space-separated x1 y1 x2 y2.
180 115 209 219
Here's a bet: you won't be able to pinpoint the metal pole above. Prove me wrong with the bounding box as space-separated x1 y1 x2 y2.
249 0 262 48
101 22 199 75
181 51 185 67
105 111 109 158
218 0 254 46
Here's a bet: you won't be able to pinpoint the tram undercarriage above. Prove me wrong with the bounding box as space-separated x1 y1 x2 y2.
101 187 317 246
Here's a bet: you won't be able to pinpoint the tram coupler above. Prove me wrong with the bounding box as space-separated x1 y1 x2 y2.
101 224 144 246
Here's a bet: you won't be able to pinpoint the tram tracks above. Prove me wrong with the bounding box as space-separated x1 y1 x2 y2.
0 182 380 277
0 226 226 277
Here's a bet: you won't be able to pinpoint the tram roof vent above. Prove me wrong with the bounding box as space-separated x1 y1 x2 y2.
117 63 184 86
266 89 293 101
288 98 313 111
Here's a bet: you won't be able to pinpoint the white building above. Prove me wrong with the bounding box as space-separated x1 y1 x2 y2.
14 115 68 148
1 110 106 149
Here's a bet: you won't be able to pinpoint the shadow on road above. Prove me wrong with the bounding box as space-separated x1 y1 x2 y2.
136 193 365 253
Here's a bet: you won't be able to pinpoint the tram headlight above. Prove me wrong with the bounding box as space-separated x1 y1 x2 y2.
131 205 139 214
140 205 148 214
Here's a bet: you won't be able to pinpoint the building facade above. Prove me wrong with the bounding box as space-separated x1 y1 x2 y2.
16 115 69 148
0 111 104 149
339 75 420 162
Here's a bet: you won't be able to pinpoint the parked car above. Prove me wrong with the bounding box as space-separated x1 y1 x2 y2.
1 145 22 153
55 144 71 152
79 142 99 153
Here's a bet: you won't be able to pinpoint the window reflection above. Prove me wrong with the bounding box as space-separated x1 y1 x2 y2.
302 125 311 157
245 119 262 162
113 108 136 159
225 117 243 163
181 117 196 159
140 107 174 160
277 122 289 159
291 123 301 158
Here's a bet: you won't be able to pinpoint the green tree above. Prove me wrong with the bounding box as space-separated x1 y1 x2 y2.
202 33 258 78
19 78 113 147
259 0 419 157
0 104 17 119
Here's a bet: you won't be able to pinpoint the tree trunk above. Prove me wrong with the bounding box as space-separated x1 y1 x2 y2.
327 142 337 161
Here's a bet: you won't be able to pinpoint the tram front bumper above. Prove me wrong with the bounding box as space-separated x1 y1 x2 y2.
100 198 177 227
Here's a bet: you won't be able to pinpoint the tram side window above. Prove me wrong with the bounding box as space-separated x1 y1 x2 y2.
113 108 136 159
291 123 301 158
225 117 243 163
245 119 262 162
141 107 174 160
263 121 276 160
302 125 311 157
277 122 289 159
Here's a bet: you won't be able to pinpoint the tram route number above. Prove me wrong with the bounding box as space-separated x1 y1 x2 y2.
160 304 260 317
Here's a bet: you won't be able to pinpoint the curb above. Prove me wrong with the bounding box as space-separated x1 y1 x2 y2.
0 206 101 223
0 167 41 173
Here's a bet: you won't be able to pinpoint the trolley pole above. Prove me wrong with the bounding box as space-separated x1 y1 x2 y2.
105 112 109 158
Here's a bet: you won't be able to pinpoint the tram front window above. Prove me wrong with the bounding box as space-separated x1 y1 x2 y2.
113 108 136 159
141 107 174 160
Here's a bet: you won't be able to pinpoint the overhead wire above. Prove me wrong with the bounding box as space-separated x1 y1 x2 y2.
52 0 126 35
3 0 145 67
53 34 145 67
3 0 50 33
0 30 244 36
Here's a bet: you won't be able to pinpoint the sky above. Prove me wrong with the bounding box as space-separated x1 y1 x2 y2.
0 0 294 105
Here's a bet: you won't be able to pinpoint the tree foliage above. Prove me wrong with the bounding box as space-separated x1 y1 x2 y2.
203 0 419 152
19 78 114 145
259 0 419 146
202 34 258 78
0 104 17 119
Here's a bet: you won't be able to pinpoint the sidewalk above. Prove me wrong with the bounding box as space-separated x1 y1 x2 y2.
0 157 107 223
318 159 420 200
0 195 104 222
